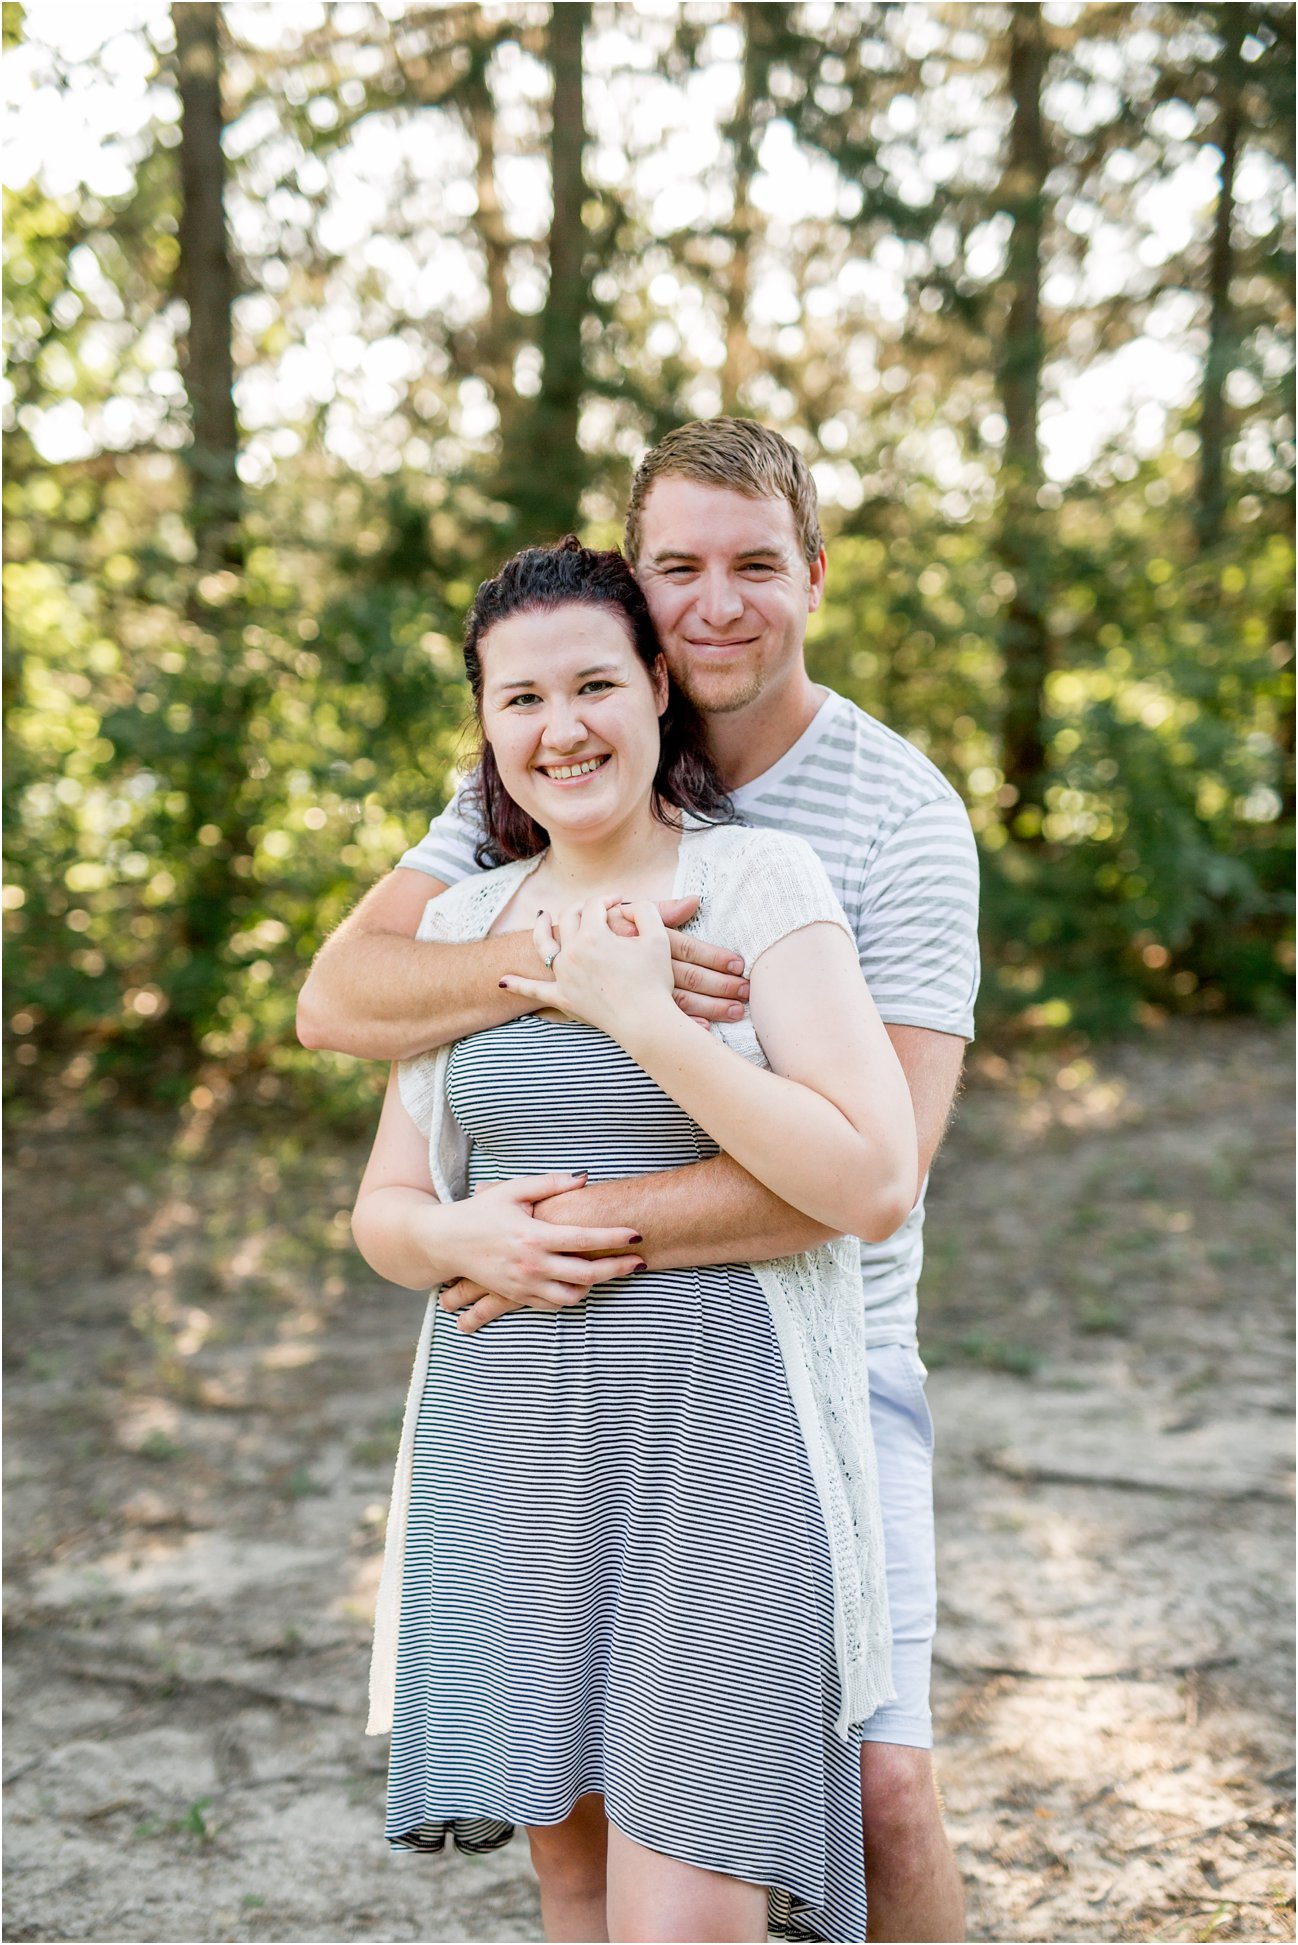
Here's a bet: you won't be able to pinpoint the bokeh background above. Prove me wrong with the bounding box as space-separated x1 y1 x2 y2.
4 0 1294 1109
3 6 1294 1943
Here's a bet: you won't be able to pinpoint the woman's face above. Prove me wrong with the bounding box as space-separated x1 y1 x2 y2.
478 603 669 845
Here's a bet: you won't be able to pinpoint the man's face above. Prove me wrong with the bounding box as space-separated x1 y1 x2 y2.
634 476 826 716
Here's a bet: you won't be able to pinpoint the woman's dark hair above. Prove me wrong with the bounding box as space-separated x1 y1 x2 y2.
462 534 733 866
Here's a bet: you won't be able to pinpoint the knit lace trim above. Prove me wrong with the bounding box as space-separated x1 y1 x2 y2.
676 823 894 1735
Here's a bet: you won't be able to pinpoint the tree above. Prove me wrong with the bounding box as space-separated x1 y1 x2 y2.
994 1 1051 829
501 1 592 537
1189 3 1293 550
174 1 240 572
3 2 1292 1102
1195 5 1245 552
719 4 779 413
167 0 256 1053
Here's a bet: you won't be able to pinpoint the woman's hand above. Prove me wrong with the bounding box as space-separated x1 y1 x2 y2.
434 1171 645 1308
499 898 676 1040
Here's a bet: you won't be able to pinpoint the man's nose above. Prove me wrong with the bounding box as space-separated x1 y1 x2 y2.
695 569 746 626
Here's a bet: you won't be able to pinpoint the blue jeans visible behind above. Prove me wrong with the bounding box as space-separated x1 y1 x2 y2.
859 1345 937 1749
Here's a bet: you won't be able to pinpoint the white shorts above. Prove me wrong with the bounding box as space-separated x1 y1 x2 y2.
860 1345 937 1749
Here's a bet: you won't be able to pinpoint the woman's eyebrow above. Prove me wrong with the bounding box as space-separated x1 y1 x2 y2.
492 663 619 692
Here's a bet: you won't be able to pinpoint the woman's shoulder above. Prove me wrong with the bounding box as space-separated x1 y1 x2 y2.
414 854 541 943
684 818 828 886
682 820 850 965
685 816 817 871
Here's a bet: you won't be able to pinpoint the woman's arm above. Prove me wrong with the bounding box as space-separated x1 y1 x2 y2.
501 902 918 1242
351 1067 457 1289
351 1068 647 1299
626 919 917 1241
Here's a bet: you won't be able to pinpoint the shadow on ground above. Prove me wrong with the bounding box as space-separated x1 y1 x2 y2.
4 1020 1294 1943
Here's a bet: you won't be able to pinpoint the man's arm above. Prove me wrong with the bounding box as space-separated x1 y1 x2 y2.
296 867 753 1062
885 1023 966 1181
297 868 545 1060
444 1023 966 1328
535 1022 963 1265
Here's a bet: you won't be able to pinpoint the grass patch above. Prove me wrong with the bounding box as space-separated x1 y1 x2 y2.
139 1430 184 1463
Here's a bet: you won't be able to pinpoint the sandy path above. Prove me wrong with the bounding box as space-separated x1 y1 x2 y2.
4 1021 1292 1943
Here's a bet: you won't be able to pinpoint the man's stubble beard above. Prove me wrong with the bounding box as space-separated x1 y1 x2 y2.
670 663 768 717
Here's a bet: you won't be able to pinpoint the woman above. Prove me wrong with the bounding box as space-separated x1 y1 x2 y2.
352 537 917 1945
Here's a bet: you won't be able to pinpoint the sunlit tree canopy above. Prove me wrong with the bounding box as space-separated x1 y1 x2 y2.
3 0 1293 1110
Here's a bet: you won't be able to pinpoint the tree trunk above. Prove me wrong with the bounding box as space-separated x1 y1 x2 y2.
463 48 516 413
506 0 590 538
174 1 240 573
171 2 251 1053
721 6 776 413
1196 6 1245 553
996 2 1051 831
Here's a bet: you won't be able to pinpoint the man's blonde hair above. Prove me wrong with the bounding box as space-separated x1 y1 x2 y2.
624 418 823 566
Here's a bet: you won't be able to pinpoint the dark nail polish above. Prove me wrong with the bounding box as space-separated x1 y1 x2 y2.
628 1233 643 1244
498 980 508 989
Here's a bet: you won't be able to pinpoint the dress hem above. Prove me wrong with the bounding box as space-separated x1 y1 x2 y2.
383 1792 860 1943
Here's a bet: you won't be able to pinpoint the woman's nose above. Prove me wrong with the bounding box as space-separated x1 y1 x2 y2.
542 702 588 751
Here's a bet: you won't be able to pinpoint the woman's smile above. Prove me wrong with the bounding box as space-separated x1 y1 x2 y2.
535 752 612 784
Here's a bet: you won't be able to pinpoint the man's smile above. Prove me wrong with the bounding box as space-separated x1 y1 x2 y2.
684 636 759 651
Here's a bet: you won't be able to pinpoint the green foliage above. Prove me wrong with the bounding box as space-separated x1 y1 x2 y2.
974 491 1294 1033
3 480 472 1096
3 3 1293 1110
809 452 1294 1035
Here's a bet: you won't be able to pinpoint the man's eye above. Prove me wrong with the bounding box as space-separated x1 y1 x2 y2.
663 564 696 577
742 563 776 574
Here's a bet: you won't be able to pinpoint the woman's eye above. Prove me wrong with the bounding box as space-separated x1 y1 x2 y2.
579 680 614 694
505 693 541 707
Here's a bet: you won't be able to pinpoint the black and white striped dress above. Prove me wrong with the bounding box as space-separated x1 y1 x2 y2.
384 1009 869 1943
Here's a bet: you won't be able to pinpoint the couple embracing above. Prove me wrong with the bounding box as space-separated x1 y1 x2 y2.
299 419 979 1944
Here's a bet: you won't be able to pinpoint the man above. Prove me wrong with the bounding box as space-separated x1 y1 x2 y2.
298 419 977 1942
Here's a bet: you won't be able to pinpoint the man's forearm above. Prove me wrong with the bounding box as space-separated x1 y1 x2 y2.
538 1153 837 1270
298 928 539 1060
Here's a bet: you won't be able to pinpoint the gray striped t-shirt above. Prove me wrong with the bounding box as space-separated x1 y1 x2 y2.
397 688 980 1348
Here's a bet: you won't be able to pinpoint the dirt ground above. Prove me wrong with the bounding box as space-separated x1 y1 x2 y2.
4 1020 1293 1945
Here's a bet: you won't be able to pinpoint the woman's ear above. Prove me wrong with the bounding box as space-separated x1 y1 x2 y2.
651 654 670 716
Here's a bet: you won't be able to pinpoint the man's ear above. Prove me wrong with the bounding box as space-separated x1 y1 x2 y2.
807 546 828 615
652 653 670 715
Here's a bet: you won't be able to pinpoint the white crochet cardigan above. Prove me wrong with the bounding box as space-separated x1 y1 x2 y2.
367 818 895 1742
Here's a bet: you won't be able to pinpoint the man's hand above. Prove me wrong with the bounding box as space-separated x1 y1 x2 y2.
634 897 749 1024
439 1279 563 1334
